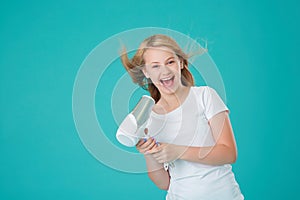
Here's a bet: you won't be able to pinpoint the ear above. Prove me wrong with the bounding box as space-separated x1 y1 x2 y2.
179 59 185 69
142 68 150 78
180 61 185 69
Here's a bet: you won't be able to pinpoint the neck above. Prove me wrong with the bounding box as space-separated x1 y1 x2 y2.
158 86 190 112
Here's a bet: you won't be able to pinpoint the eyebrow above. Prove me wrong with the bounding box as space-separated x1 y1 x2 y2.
150 56 175 64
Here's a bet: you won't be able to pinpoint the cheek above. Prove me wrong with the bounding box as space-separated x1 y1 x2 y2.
174 63 182 71
169 66 181 77
148 74 160 83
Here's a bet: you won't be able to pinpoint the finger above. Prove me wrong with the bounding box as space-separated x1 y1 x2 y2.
158 159 165 164
140 137 155 148
136 139 150 153
136 138 147 147
137 138 152 148
151 152 161 159
144 140 156 153
136 138 153 153
152 154 165 164
155 155 166 163
146 139 157 150
145 146 161 155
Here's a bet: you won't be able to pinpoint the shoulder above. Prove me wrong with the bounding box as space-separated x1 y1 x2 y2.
191 86 224 106
189 86 209 106
190 85 215 96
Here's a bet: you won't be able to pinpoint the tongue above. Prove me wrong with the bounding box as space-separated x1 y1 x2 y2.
162 78 173 87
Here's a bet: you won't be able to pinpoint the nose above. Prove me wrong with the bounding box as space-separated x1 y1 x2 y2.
159 64 171 75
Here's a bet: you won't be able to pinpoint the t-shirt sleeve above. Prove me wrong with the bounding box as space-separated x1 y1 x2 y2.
202 86 229 120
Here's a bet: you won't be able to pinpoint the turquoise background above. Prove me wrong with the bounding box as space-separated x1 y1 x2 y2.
1 0 299 199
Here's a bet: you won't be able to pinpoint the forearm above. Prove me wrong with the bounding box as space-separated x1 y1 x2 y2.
180 144 237 165
179 112 237 165
144 155 170 190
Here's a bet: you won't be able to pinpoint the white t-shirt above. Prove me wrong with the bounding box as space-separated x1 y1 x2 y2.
147 86 244 200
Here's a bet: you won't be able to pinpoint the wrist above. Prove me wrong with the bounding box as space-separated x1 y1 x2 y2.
178 146 198 161
177 145 189 160
144 155 164 172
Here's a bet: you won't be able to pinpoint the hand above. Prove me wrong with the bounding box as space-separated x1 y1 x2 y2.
136 129 157 154
146 143 186 164
136 137 157 154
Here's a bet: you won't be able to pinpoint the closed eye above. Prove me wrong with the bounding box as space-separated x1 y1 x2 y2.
166 60 175 65
152 64 160 68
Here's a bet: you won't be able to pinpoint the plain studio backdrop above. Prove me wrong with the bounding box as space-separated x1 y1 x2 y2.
0 0 299 199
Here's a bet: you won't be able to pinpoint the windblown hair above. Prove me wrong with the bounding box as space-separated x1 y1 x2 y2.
120 34 194 103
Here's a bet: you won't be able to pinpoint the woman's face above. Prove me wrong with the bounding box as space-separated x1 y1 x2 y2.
143 47 183 95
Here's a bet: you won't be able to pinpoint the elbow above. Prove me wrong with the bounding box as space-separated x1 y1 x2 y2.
148 172 170 190
230 154 237 164
218 145 238 164
157 183 169 190
229 149 238 164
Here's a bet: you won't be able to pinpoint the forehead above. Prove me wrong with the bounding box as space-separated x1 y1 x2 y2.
143 47 176 63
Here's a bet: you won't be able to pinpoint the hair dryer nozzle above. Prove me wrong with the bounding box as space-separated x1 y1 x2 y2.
131 95 155 127
116 95 155 147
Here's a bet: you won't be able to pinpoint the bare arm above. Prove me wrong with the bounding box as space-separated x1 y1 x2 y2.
136 137 170 190
181 111 237 165
147 111 238 165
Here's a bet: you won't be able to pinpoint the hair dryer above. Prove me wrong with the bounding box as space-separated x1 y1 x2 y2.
116 95 155 147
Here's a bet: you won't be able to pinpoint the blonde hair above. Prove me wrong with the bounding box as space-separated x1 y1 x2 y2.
120 34 194 103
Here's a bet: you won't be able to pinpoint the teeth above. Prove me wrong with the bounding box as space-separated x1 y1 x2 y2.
160 77 173 81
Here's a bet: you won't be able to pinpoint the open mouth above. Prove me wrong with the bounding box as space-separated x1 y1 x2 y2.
160 76 175 88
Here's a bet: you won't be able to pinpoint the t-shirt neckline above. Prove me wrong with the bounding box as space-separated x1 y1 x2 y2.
151 87 193 117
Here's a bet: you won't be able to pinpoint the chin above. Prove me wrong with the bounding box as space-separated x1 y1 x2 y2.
159 85 179 95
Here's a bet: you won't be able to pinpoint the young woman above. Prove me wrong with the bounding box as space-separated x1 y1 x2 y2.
121 34 244 200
